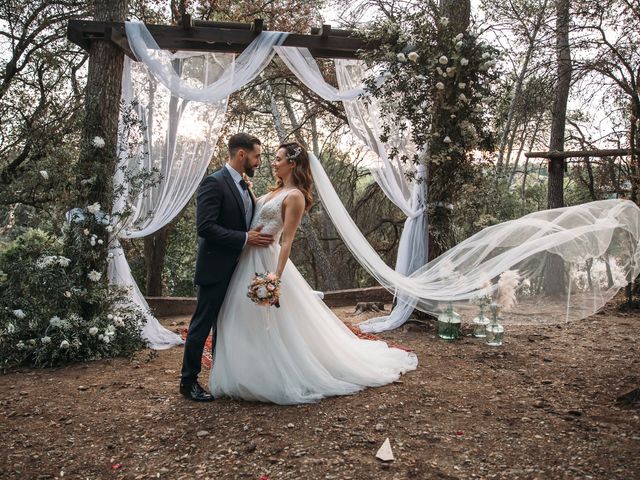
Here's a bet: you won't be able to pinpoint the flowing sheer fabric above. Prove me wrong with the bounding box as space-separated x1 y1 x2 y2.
309 152 640 323
125 21 288 103
335 58 428 332
113 24 640 349
276 47 428 331
110 44 234 348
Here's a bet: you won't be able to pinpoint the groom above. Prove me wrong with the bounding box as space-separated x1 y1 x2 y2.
180 133 274 401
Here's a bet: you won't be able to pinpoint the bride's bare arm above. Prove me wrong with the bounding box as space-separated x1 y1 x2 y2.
275 191 305 278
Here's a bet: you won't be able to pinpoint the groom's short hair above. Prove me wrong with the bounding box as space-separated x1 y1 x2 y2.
228 133 261 157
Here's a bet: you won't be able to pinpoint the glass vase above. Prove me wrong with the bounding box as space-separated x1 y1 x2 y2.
485 304 504 346
437 302 461 341
472 306 490 338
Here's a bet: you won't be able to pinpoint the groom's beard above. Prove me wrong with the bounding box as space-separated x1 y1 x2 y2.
244 163 256 177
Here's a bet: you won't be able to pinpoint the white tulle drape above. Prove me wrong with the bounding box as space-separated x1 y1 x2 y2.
113 23 640 349
275 47 428 332
334 58 428 332
124 21 288 103
109 29 236 348
309 152 640 323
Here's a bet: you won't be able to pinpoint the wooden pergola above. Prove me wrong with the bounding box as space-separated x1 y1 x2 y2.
67 15 373 60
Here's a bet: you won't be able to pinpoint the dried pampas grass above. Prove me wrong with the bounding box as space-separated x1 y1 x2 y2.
497 270 521 311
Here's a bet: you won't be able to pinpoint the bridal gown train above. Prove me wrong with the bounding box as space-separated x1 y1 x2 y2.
209 188 418 404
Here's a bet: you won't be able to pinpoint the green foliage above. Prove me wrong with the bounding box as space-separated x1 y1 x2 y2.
359 9 498 175
0 226 146 372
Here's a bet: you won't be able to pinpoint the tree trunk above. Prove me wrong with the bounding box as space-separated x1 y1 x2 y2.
544 0 572 297
428 0 471 261
144 226 170 296
75 0 127 208
547 0 571 209
496 0 548 176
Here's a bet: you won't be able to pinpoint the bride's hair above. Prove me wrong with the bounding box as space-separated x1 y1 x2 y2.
272 142 314 211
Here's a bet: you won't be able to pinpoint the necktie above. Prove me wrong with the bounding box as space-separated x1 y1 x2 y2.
238 179 252 227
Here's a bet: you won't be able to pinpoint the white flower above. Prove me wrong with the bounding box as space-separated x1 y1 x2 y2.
36 256 56 269
105 225 114 233
436 82 445 90
454 33 464 42
58 257 71 267
50 316 62 327
39 170 49 180
396 52 406 62
440 16 449 26
41 336 51 344
407 51 419 62
89 327 98 336
459 93 468 102
443 136 452 144
17 341 26 349
458 82 466 89
6 323 15 333
482 52 491 59
438 55 448 65
91 136 105 149
115 318 125 328
446 67 456 77
450 114 456 119
98 334 104 341
13 309 26 319
64 291 72 298
97 239 104 245
460 58 469 66
87 270 102 282
83 229 90 236
87 202 101 214
60 340 70 349
107 314 114 320
89 237 96 247
103 336 111 344
436 66 444 76
455 41 463 49
256 286 269 299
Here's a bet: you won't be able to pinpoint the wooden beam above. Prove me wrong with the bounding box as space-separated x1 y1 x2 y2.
67 19 372 59
525 148 638 159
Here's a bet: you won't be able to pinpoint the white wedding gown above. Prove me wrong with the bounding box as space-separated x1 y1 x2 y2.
209 188 418 404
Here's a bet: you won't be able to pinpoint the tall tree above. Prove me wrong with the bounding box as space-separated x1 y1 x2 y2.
547 0 571 209
75 0 127 208
427 0 472 260
543 0 571 296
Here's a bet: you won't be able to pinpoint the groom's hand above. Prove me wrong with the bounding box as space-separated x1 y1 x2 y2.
247 225 274 247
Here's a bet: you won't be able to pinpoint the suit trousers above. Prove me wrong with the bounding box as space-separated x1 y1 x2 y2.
180 281 230 386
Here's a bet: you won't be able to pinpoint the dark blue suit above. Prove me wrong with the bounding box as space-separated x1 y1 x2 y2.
181 166 254 386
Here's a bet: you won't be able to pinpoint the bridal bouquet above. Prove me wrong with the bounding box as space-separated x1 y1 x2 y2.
247 272 281 307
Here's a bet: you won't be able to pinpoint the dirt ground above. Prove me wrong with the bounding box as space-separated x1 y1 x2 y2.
1 301 639 480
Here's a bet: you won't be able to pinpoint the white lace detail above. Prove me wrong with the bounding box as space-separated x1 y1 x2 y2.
251 189 295 240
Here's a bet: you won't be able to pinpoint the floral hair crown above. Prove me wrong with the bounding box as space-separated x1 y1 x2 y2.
286 146 303 162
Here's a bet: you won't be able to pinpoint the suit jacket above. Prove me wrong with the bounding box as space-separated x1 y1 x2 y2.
193 167 255 286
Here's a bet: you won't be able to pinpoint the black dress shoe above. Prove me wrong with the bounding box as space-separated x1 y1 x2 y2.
180 382 214 402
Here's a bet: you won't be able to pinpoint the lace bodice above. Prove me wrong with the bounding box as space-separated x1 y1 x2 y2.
250 188 295 240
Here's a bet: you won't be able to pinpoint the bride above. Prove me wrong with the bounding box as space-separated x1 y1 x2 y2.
209 142 418 404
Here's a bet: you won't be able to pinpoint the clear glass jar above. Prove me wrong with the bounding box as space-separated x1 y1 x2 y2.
437 302 461 340
485 303 504 346
472 306 490 338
